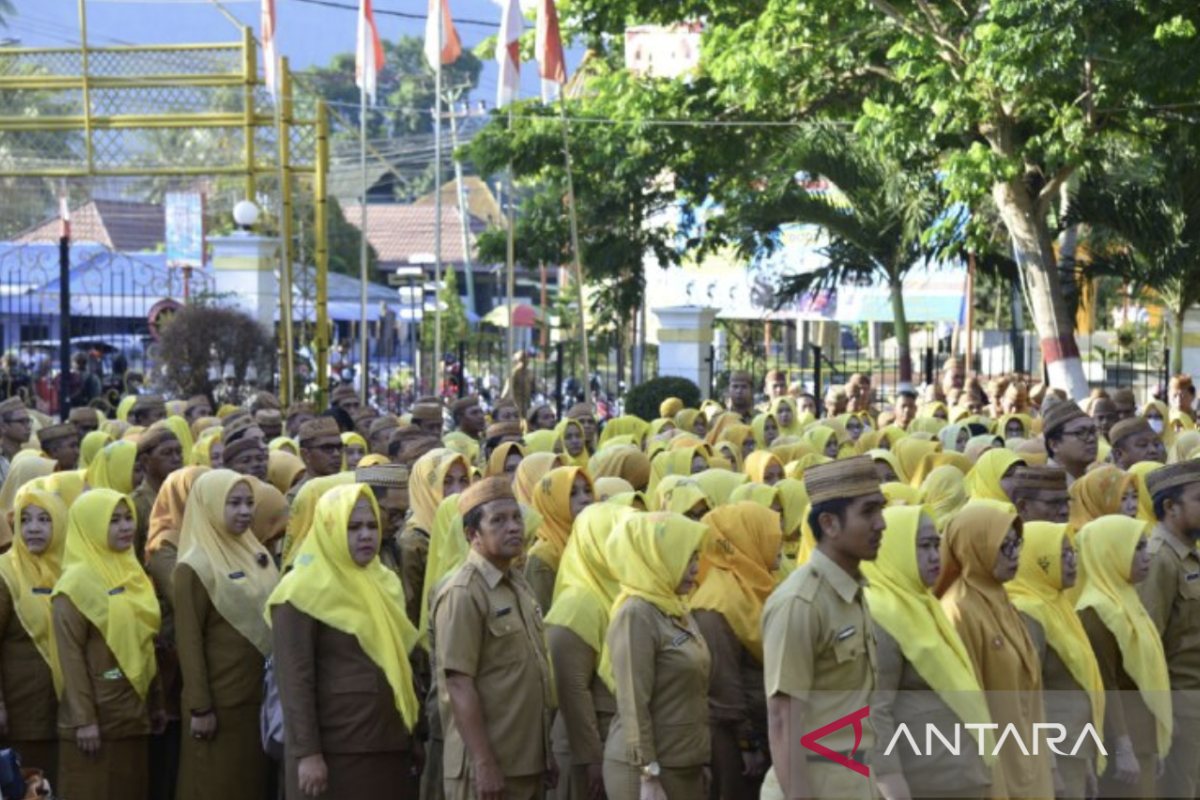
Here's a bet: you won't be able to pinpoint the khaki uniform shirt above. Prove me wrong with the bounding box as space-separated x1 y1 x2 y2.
433 549 553 779
1140 524 1200 716
762 548 876 754
398 527 430 627
129 480 158 566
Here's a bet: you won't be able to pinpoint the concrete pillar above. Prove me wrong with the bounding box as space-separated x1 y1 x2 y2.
1181 306 1200 378
651 306 719 399
208 233 281 336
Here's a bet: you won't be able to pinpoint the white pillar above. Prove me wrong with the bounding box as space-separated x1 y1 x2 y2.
651 306 719 399
1181 306 1200 378
208 233 281 336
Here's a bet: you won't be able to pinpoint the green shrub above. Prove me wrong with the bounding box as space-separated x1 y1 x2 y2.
624 376 701 422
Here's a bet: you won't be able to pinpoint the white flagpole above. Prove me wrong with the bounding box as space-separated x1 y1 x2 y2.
359 78 369 405
433 6 443 397
558 96 591 406
506 107 516 368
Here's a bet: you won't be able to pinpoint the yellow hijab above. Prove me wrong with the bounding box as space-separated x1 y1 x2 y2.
674 409 706 439
53 489 161 699
554 418 590 468
729 481 780 510
964 449 1025 503
85 440 139 494
193 432 223 468
595 477 634 500
744 451 784 485
0 487 66 690
418 495 468 649
598 416 648 449
0 455 57 513
146 466 210 560
598 511 709 691
267 450 306 494
116 395 138 422
588 445 651 491
268 436 300 456
1128 462 1162 524
1167 430 1200 463
485 442 526 479
692 469 748 506
279 472 356 567
691 502 780 662
1075 516 1171 756
892 438 941 484
407 449 471 535
863 506 995 762
529 466 593 571
1005 521 1105 768
266 484 420 731
157 416 196 467
79 430 113 469
919 465 969 531
523 429 559 454
514 452 565 508
1068 465 1133 529
544 504 634 654
656 477 711 517
28 470 87 509
340 432 369 470
769 397 803 439
177 470 279 655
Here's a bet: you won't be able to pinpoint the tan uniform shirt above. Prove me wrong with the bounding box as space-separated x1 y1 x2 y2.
433 549 553 779
762 548 876 754
1140 524 1200 716
0 579 57 741
129 480 157 566
547 624 614 766
603 598 711 768
399 527 430 627
1023 614 1095 760
523 553 556 616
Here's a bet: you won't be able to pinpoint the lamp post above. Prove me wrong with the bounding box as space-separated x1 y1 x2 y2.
394 266 423 402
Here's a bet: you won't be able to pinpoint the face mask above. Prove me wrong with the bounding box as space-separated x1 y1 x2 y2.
1149 418 1165 434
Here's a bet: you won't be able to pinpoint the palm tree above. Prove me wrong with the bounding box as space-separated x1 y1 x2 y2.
760 124 945 387
1068 131 1200 375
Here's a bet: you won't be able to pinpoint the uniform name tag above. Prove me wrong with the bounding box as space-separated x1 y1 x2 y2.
107 587 125 596
670 632 692 647
494 607 512 618
101 668 124 680
228 571 246 580
836 626 856 641
31 588 51 595
1187 572 1200 583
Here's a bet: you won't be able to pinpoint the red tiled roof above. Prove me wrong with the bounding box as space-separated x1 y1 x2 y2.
14 199 164 252
341 203 488 269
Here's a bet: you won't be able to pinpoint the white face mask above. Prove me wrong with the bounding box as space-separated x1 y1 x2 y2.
1149 418 1165 434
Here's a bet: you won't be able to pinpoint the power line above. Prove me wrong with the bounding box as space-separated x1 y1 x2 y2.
284 0 501 29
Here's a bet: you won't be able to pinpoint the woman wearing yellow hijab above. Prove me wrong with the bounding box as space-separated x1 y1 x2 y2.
750 412 781 450
655 476 711 519
1006 521 1106 795
267 449 306 495
1127 462 1162 524
527 466 595 612
1075 516 1170 797
523 429 559 455
53 488 163 800
341 432 368 471
744 450 785 486
891 438 941 485
555 418 590 468
544 504 634 800
936 502 1054 800
484 441 525 480
193 431 224 469
768 396 803 439
399 449 472 623
0 487 67 783
1068 465 1137 529
863 506 995 800
803 426 843 460
268 483 421 800
919 465 969 531
85 440 141 494
587 444 651 491
691 502 779 799
0 454 57 528
645 446 710 501
157 416 196 467
964 448 1026 503
716 423 757 463
174 470 278 800
598 416 649 449
674 408 707 439
79 430 113 469
600 511 710 800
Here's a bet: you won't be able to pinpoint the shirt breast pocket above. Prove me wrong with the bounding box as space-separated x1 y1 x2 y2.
1178 569 1200 626
484 614 528 668
832 630 865 664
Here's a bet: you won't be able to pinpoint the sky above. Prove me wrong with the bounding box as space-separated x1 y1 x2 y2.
10 0 586 106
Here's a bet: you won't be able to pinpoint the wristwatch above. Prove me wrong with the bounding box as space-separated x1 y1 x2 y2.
640 761 661 780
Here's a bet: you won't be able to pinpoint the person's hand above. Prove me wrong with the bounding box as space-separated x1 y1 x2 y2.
638 778 668 800
586 762 606 800
742 749 768 779
1113 747 1140 785
151 709 168 736
190 710 217 741
876 771 913 800
474 758 505 800
298 753 328 797
75 723 101 755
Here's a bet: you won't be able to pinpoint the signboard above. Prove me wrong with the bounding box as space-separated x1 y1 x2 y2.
165 193 205 268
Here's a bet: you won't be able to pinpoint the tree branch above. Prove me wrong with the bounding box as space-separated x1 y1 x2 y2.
867 0 966 67
1037 166 1076 214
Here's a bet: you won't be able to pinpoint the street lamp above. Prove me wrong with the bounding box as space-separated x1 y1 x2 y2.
232 200 260 233
394 266 424 396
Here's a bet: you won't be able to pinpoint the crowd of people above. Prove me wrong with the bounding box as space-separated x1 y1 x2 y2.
0 357 1196 800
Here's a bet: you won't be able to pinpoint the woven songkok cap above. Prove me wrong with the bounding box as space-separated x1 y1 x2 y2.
1108 417 1154 446
1146 460 1200 499
253 390 282 411
1010 466 1068 493
68 407 99 424
222 436 264 463
458 476 515 517
729 370 752 384
486 421 523 440
412 403 443 423
369 416 400 438
37 422 77 447
136 425 177 455
298 418 341 445
567 403 594 419
1041 400 1087 437
132 394 166 413
803 455 882 506
255 409 283 426
356 463 409 489
451 395 480 415
1110 388 1137 407
286 402 316 420
0 397 26 416
330 384 358 404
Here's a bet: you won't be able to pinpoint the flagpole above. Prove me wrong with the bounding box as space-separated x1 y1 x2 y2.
432 5 444 399
359 78 369 405
557 96 591 406
505 108 516 369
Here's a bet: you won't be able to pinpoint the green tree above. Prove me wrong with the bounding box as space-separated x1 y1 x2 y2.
420 266 471 359
528 0 1200 398
1069 129 1200 374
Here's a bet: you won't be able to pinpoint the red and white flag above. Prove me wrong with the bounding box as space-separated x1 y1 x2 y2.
356 0 384 104
536 0 566 101
496 0 522 107
424 0 462 69
261 0 279 98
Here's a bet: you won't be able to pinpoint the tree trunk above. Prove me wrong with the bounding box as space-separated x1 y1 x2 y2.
1173 304 1185 376
991 178 1089 398
889 275 914 390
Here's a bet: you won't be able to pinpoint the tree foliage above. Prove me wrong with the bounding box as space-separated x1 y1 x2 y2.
157 303 275 399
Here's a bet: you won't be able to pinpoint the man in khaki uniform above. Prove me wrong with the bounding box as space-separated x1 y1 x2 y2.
763 456 885 800
1139 460 1200 799
433 477 556 800
290 418 344 503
